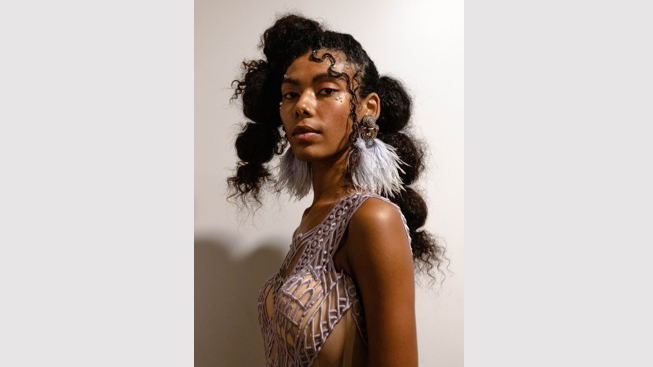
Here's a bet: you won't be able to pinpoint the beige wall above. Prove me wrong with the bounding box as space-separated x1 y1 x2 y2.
195 0 463 366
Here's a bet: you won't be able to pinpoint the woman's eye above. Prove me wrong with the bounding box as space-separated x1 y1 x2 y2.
282 92 299 99
282 89 336 99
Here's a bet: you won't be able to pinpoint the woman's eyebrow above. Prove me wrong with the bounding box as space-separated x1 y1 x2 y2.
282 73 343 86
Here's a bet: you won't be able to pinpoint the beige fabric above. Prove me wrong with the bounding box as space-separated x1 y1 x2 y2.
308 300 362 367
306 305 368 367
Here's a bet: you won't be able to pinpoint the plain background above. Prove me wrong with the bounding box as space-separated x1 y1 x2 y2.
195 0 464 366
3 0 653 366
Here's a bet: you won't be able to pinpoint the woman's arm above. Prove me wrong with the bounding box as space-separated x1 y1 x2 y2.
347 198 418 367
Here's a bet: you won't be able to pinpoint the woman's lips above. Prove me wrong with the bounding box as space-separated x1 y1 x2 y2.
293 132 319 142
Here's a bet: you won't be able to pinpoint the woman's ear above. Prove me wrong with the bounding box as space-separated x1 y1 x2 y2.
361 92 381 120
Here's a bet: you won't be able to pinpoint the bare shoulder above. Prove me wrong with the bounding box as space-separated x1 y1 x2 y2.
350 197 405 228
346 197 412 278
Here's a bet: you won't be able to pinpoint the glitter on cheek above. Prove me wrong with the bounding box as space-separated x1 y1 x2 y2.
334 93 345 102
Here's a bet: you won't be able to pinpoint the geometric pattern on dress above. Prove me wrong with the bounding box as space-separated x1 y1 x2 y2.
257 192 412 367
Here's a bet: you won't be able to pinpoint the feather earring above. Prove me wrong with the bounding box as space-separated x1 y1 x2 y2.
275 146 312 199
351 115 407 196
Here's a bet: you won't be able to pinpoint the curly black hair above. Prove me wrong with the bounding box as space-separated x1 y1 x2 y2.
228 13 446 281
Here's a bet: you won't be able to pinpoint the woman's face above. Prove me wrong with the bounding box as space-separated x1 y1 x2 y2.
280 49 356 163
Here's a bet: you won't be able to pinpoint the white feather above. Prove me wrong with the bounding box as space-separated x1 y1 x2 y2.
275 147 312 199
351 137 406 196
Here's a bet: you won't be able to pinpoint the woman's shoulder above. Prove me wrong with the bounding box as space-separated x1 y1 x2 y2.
351 194 403 226
347 194 410 256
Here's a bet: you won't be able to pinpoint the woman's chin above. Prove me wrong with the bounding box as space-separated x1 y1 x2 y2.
291 146 349 164
290 145 319 159
292 151 320 162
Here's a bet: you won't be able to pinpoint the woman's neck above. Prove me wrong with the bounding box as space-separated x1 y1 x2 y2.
309 149 356 206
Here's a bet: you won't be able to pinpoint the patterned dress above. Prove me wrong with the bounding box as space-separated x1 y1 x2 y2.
257 192 412 367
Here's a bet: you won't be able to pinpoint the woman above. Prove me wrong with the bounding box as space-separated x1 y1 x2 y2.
228 13 445 367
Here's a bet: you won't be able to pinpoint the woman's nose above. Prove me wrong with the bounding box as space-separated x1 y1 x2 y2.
294 91 315 118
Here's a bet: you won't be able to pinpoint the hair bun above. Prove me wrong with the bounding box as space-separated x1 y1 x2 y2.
390 187 427 230
235 122 276 164
376 76 412 134
261 14 323 64
235 60 279 124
